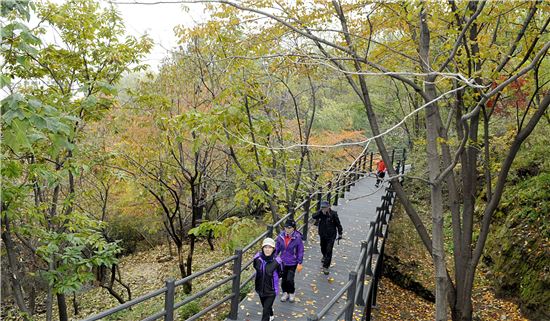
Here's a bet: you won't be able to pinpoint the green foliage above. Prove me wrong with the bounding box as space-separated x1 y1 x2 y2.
107 214 157 254
486 173 550 319
188 220 228 238
223 217 264 254
177 301 201 320
483 123 549 319
313 99 366 132
190 217 263 254
35 224 121 295
1 0 151 313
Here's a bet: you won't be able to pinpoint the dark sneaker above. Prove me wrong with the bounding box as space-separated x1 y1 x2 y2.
323 267 330 275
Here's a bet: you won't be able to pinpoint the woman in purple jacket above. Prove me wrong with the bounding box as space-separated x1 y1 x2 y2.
275 219 304 302
254 238 282 321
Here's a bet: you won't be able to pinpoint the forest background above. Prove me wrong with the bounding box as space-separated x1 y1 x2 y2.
1 1 548 321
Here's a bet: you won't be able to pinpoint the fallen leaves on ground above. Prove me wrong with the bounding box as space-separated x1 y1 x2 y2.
371 277 529 321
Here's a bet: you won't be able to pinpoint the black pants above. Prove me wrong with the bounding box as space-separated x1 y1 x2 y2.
259 295 275 321
281 265 297 294
320 237 336 268
376 171 385 185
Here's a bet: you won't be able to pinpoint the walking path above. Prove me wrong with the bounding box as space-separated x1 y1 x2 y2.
231 174 387 321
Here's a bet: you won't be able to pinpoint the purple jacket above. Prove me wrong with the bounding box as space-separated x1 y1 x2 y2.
253 252 282 296
275 230 304 266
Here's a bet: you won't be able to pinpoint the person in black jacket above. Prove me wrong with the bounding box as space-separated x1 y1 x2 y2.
253 237 282 321
312 200 343 275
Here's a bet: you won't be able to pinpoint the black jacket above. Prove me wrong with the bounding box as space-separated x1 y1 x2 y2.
312 209 343 239
253 252 283 297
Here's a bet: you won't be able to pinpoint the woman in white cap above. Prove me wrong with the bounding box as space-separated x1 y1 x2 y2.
253 237 282 321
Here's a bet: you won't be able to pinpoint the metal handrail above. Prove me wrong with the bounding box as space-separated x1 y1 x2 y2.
314 279 353 319
242 230 270 253
306 170 403 321
174 255 237 287
186 294 234 321
174 274 234 309
82 148 405 321
82 286 168 320
141 310 165 321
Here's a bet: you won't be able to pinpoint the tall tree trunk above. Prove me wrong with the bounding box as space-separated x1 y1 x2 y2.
1 216 31 318
419 5 448 320
46 285 53 321
176 243 191 293
56 293 68 321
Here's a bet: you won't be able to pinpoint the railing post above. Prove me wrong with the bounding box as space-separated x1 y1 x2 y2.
316 187 322 212
373 218 380 255
402 148 406 162
362 154 367 173
303 194 311 242
327 181 332 204
345 271 358 321
394 160 401 182
369 152 373 172
229 249 243 320
267 224 274 238
333 179 340 206
307 313 319 321
366 281 374 321
366 222 375 276
356 241 368 306
340 169 347 198
164 278 175 321
372 241 386 308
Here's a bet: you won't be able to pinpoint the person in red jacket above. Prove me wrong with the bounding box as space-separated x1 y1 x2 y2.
275 219 304 303
375 159 387 188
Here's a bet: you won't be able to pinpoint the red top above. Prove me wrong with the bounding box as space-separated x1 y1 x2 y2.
377 160 386 172
284 234 291 247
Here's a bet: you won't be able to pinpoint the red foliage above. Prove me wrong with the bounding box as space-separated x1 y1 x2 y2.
487 76 529 115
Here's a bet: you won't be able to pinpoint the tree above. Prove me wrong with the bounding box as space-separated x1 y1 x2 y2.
185 1 549 320
1 0 151 319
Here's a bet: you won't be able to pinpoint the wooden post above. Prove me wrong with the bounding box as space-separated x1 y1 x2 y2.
316 187 322 212
366 222 375 276
345 271 358 321
327 181 332 205
333 179 340 206
303 195 311 242
356 241 368 306
228 249 243 320
369 152 373 172
164 279 175 321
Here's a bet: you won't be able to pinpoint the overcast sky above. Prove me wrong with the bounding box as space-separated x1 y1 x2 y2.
111 1 208 71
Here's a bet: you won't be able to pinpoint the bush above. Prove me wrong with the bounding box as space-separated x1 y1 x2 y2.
177 301 201 320
485 173 550 320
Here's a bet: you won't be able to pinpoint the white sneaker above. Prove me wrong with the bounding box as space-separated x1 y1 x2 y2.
280 292 288 302
269 316 274 321
289 293 295 302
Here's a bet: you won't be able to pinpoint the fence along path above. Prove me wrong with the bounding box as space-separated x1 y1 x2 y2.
231 172 393 321
81 149 405 321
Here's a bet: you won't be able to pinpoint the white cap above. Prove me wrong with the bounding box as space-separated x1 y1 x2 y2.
262 238 276 248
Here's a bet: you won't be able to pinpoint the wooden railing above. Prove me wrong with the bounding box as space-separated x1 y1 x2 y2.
81 148 406 321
